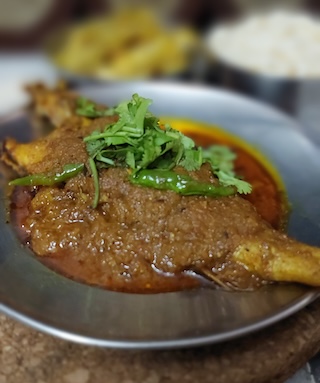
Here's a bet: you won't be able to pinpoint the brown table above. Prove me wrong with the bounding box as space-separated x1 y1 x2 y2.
1 298 320 383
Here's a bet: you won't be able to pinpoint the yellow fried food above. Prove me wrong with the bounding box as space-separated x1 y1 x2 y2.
51 8 198 79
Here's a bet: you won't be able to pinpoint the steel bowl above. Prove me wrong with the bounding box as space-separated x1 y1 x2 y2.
201 52 320 146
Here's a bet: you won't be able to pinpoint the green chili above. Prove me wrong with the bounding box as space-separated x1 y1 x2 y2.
130 169 236 197
9 163 85 186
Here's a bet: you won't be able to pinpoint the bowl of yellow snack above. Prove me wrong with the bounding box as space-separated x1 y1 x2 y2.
46 7 199 83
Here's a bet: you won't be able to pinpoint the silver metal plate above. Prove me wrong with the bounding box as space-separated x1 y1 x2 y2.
0 82 319 349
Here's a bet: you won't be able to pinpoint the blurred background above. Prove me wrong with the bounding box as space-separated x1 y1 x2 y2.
1 0 320 134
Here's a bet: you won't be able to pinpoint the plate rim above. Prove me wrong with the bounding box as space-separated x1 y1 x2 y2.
0 288 319 349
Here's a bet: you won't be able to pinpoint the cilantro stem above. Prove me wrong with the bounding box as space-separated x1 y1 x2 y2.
84 129 140 142
88 157 100 208
134 99 151 133
96 154 115 165
84 133 111 142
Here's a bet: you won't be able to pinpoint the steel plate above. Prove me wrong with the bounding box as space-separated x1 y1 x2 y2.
0 82 319 349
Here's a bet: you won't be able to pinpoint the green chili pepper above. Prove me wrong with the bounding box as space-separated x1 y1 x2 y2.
9 163 85 186
130 169 236 197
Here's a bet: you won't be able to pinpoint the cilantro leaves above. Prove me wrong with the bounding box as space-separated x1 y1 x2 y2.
79 94 252 207
202 146 252 194
76 97 115 118
83 94 197 173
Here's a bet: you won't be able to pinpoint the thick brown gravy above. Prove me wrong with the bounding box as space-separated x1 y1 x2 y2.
11 119 287 293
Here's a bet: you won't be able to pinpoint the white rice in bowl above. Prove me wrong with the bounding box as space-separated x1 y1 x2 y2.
206 10 320 79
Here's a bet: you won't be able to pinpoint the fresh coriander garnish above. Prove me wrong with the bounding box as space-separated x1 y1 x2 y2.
202 146 252 194
83 94 197 173
82 94 252 207
76 97 115 118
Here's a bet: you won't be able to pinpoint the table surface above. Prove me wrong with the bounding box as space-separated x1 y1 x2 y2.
0 53 320 383
1 297 320 383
